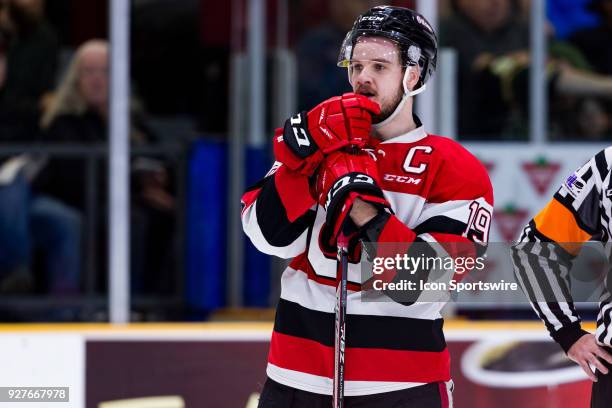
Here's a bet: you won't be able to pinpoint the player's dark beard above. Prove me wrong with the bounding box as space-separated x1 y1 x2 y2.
372 86 404 124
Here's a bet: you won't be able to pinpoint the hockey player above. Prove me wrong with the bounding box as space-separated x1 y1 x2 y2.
242 6 493 407
512 149 612 407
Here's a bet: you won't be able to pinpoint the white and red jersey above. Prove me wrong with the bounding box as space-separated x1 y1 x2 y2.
241 123 494 396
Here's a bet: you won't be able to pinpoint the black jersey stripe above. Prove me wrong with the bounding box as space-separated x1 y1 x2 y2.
273 298 446 352
256 175 315 247
412 216 467 236
599 305 612 344
595 150 609 181
577 188 603 234
582 167 593 183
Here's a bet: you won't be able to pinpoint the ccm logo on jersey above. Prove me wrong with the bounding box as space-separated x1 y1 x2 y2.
326 173 375 209
383 174 422 185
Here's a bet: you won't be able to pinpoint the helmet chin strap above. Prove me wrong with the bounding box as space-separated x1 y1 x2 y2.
372 68 425 130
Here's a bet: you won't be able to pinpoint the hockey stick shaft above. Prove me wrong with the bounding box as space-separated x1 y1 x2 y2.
333 233 349 408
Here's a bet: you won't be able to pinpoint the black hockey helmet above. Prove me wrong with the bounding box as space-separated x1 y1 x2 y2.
337 6 438 93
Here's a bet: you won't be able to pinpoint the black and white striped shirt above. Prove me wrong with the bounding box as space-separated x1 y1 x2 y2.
512 148 612 352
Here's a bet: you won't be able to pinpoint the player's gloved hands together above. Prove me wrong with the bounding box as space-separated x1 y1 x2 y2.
315 150 390 249
274 93 380 176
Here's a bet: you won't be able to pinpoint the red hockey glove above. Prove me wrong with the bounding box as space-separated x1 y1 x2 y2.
273 93 380 176
315 150 390 248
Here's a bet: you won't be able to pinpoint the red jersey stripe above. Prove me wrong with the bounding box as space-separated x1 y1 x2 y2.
269 331 450 383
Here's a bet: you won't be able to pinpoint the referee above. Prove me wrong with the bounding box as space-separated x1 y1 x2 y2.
512 148 612 407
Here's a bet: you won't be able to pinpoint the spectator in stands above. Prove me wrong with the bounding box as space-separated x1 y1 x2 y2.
296 0 385 111
0 160 82 296
443 0 612 140
500 41 612 139
0 0 80 297
36 39 176 295
0 0 58 141
569 0 612 139
440 0 529 139
570 0 612 76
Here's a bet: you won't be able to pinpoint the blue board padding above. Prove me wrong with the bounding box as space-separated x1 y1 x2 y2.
185 140 227 310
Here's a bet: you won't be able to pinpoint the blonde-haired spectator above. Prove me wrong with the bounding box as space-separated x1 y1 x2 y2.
42 39 148 141
41 39 108 129
34 39 176 297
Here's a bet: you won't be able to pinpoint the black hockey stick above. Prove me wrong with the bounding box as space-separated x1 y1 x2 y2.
333 231 349 408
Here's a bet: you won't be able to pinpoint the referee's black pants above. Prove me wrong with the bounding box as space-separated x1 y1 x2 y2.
592 350 612 408
257 377 453 408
